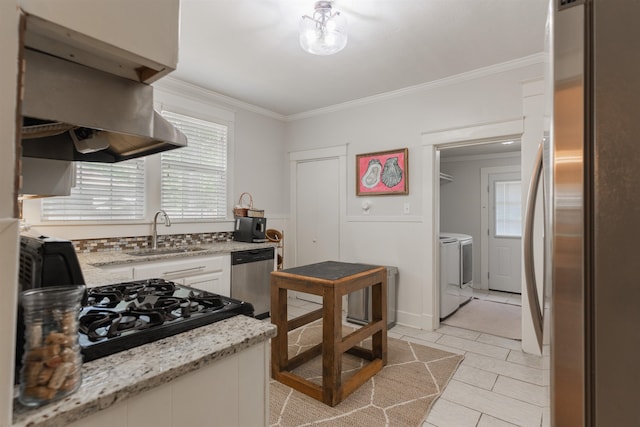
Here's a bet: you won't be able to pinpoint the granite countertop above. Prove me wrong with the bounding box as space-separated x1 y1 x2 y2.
12 315 277 427
12 240 278 426
78 241 277 286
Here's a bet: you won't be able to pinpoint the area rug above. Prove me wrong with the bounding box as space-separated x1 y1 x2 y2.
442 298 522 340
269 321 463 427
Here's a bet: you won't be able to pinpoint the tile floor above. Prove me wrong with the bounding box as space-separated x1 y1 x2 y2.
276 289 550 427
468 288 523 307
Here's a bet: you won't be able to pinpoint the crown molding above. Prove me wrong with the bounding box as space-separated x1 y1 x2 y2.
285 53 545 121
156 53 544 123
153 77 286 121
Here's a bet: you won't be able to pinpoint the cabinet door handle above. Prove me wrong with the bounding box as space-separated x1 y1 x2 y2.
163 266 206 276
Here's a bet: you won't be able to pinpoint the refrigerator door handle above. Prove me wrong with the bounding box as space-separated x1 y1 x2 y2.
524 141 545 352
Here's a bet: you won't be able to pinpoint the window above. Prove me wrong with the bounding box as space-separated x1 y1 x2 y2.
41 160 145 221
494 180 522 237
160 111 228 220
38 110 229 223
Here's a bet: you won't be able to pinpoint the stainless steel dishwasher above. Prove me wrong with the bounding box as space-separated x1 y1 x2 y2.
230 247 274 319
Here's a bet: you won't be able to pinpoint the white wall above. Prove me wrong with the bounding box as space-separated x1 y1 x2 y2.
1 5 18 218
234 109 289 220
440 153 521 286
1 2 20 424
285 62 543 330
233 107 290 254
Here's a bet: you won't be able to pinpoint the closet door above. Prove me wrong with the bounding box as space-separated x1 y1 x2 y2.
295 157 340 303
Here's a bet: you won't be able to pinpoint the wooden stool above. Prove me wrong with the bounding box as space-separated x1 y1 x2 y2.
270 261 387 407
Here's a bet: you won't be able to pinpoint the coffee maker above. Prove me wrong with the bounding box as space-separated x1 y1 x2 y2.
233 217 267 243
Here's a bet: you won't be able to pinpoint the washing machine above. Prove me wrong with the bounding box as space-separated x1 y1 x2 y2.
439 236 460 319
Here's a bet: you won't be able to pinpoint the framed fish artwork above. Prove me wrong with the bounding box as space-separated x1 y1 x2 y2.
356 148 408 196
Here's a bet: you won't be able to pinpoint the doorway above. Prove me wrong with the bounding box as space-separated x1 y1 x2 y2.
438 141 523 338
482 167 522 293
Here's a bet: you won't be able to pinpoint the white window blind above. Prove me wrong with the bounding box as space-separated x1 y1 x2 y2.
41 160 145 220
494 180 522 237
160 111 228 220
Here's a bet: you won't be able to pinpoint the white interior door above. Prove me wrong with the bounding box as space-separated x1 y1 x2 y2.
488 172 522 293
295 157 341 302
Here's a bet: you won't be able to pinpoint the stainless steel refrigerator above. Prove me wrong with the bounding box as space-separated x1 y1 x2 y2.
525 1 640 425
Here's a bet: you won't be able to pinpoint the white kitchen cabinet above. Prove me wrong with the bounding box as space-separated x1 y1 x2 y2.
66 341 269 427
182 272 228 297
132 254 231 296
19 0 179 83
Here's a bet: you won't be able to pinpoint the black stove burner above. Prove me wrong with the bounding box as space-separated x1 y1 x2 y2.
188 291 225 311
79 279 254 362
79 308 167 341
86 279 178 307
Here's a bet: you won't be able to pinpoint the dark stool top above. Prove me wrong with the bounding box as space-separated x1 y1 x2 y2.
280 261 381 281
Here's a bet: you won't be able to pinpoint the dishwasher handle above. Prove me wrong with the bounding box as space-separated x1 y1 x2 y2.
231 247 275 265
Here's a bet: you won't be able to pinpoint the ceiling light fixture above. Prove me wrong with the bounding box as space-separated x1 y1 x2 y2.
300 1 347 56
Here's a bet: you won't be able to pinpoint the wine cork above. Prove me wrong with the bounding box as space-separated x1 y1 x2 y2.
36 366 54 385
23 361 43 388
25 344 61 361
44 355 63 369
60 346 77 363
46 332 72 346
48 362 71 390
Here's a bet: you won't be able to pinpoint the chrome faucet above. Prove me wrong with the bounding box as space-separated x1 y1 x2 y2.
151 210 171 249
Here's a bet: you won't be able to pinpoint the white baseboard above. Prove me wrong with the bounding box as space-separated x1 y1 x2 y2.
396 310 426 330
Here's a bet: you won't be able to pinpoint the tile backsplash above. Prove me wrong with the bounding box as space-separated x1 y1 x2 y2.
73 232 233 253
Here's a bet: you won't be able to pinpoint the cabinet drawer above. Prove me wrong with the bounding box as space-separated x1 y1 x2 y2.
132 256 219 280
136 262 209 280
183 272 229 296
131 255 230 296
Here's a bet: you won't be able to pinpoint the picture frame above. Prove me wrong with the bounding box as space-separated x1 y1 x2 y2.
356 148 409 196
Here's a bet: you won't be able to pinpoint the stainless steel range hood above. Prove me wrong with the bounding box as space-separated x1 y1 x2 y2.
21 49 187 163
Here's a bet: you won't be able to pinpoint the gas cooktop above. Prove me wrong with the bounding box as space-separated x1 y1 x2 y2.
78 279 254 362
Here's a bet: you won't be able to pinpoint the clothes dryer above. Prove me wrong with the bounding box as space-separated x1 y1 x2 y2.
439 236 460 319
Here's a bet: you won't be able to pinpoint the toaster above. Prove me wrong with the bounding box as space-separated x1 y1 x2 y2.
18 234 86 293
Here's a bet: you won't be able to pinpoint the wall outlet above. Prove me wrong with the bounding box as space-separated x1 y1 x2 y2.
403 202 410 214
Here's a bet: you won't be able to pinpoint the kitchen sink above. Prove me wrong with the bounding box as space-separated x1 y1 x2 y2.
126 247 207 256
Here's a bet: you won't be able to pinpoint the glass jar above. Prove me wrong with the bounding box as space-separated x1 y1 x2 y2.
19 285 85 407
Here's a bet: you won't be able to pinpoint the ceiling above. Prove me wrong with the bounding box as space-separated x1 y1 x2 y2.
173 0 548 117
